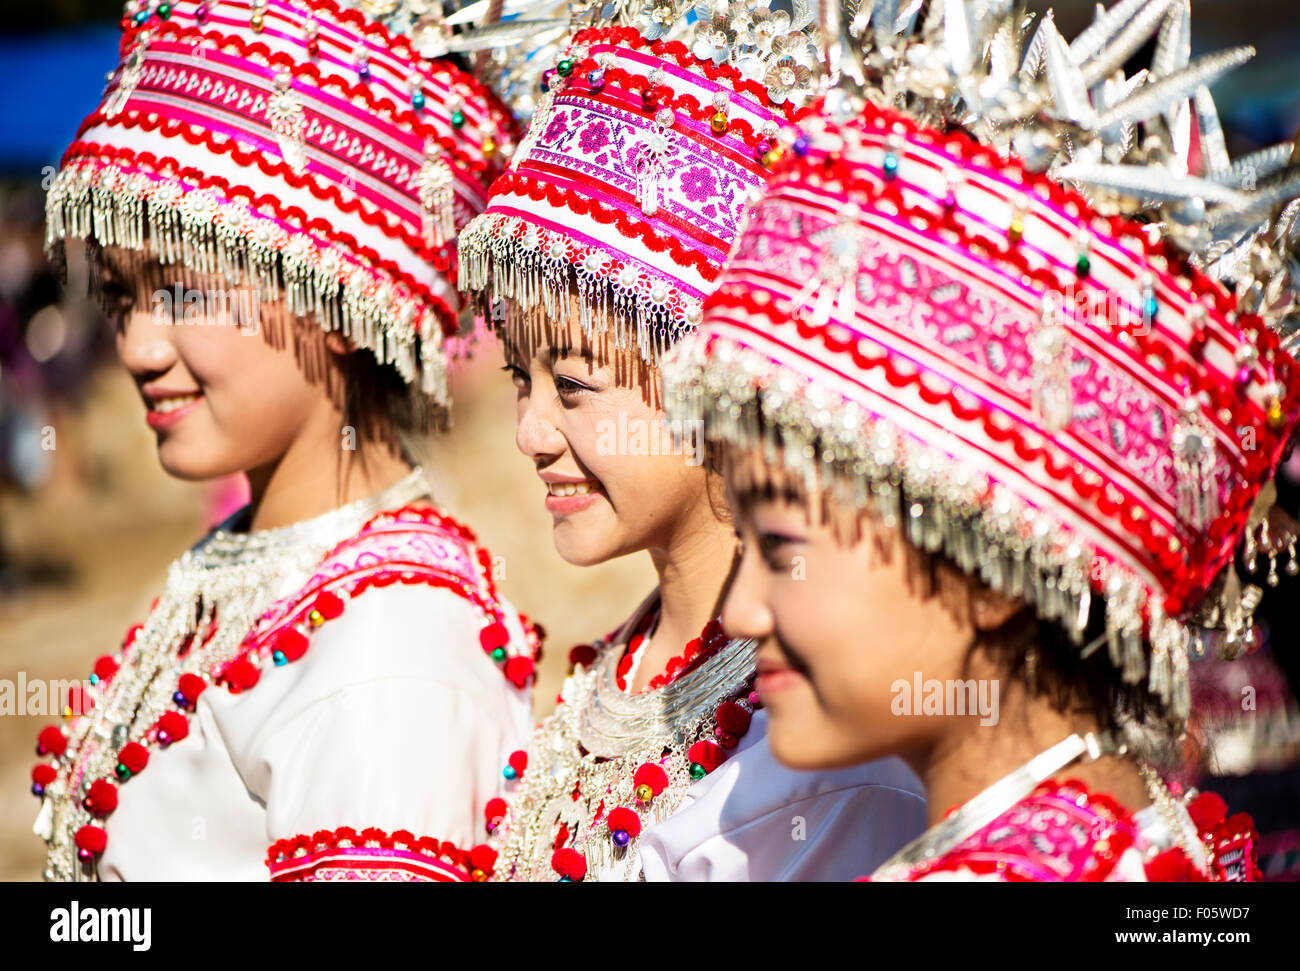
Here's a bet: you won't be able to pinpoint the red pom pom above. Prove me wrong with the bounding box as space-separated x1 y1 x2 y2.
177 673 207 704
74 824 107 855
688 739 726 773
479 621 510 653
31 764 57 786
632 762 668 795
67 683 93 716
37 726 67 758
85 780 118 816
508 750 528 775
504 656 534 688
568 643 599 669
117 742 149 774
1144 848 1194 882
551 847 587 880
93 655 119 681
715 701 752 736
156 710 189 744
224 658 260 692
275 628 310 663
606 807 642 839
484 797 508 830
1188 791 1228 831
469 844 498 872
312 591 345 620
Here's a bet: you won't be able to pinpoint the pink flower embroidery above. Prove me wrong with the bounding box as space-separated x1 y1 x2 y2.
578 120 610 154
680 166 718 204
543 111 569 144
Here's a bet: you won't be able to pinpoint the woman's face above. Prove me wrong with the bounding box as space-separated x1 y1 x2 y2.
100 246 338 481
722 452 980 771
502 310 713 566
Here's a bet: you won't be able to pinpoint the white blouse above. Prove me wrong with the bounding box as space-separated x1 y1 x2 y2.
97 585 533 881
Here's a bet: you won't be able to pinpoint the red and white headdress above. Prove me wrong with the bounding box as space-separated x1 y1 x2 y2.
45 0 518 405
458 2 824 357
665 0 1300 721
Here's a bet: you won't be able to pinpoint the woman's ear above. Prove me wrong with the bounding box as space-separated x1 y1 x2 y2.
324 330 353 355
970 584 1024 632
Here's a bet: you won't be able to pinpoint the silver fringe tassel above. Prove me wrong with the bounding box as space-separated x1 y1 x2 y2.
45 161 446 405
458 212 700 364
662 333 1196 727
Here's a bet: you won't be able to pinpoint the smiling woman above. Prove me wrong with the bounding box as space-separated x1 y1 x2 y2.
30 0 538 883
457 8 926 882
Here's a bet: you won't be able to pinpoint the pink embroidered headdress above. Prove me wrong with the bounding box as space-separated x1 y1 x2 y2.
664 0 1300 721
44 0 518 405
458 1 825 357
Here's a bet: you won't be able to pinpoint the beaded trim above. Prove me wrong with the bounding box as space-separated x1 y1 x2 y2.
267 826 473 882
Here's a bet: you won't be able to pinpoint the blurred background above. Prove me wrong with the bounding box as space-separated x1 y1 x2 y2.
1 0 1298 881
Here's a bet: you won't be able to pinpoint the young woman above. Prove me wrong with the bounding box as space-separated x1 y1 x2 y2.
663 6 1297 881
30 0 538 881
457 9 926 882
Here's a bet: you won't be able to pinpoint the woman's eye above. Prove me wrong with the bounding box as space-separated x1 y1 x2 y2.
554 375 591 397
500 363 529 389
757 532 798 571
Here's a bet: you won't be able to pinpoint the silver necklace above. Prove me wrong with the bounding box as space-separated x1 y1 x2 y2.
871 731 1116 881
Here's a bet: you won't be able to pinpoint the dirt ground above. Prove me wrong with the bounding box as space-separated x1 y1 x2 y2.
0 350 653 881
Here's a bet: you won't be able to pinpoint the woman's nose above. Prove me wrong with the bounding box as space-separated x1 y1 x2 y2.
721 540 776 642
515 388 567 465
115 305 178 380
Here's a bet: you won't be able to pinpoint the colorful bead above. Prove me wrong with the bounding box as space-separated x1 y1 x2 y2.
115 764 131 781
641 87 657 109
451 110 465 128
156 2 171 18
635 783 654 803
132 9 149 24
250 12 264 30
503 765 517 780
1007 217 1024 244
761 147 782 168
1267 398 1285 430
308 608 325 627
689 762 707 780
556 58 574 77
195 3 208 22
792 134 810 157
710 111 728 134
490 646 507 662
882 152 899 179
482 137 497 157
172 690 187 706
272 650 288 666
612 829 631 847
587 69 605 91
1075 253 1091 277
357 60 370 81
412 91 426 111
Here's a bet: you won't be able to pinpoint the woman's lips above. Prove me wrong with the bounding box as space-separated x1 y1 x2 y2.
543 480 604 515
145 393 203 431
755 650 808 698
